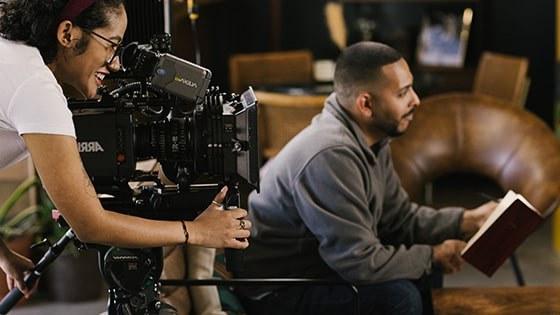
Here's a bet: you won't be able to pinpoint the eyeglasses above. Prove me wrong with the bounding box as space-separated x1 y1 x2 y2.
83 29 123 65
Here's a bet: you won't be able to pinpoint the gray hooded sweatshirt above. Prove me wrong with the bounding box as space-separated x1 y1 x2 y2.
238 93 463 294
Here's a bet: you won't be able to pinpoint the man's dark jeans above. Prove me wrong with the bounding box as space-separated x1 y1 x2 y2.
240 276 434 315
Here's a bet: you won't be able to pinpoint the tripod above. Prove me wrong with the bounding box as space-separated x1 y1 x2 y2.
99 246 176 315
0 228 178 315
0 229 76 315
0 184 358 315
0 184 243 315
0 211 361 315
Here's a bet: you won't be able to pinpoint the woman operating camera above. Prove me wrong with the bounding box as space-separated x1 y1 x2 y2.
0 0 251 296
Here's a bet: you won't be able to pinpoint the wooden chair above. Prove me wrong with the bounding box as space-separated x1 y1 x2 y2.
390 92 560 314
229 50 314 93
473 52 530 107
255 91 326 160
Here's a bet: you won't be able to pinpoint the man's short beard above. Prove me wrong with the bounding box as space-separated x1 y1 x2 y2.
372 117 404 138
382 123 404 138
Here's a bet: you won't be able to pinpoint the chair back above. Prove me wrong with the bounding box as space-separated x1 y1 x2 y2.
391 93 560 212
256 91 326 159
473 52 530 107
229 50 313 93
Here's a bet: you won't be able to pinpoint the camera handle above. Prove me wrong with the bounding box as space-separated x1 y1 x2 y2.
0 229 76 314
223 183 245 273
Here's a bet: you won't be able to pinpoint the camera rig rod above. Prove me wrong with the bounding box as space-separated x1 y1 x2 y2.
0 229 76 314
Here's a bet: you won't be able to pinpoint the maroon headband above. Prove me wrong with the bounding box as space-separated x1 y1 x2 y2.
58 0 97 22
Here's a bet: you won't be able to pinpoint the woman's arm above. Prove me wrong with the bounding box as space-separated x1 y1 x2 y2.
23 134 250 248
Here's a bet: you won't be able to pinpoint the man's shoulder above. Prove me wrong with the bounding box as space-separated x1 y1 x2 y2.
271 128 350 172
291 118 357 154
265 122 362 182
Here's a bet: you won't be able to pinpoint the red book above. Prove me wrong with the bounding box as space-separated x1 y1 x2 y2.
461 190 551 277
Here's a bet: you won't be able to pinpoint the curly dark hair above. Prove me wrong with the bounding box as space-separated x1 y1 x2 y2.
0 0 125 64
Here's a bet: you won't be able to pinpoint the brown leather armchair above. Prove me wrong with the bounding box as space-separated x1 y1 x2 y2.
390 92 560 213
390 92 560 313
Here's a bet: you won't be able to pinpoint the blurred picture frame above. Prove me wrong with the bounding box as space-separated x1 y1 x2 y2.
416 8 473 68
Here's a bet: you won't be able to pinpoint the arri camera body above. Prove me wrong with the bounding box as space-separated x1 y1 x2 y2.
67 34 259 315
71 35 259 204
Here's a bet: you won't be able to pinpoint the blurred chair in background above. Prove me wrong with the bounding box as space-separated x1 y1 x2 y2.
228 50 314 93
255 91 325 160
473 52 530 107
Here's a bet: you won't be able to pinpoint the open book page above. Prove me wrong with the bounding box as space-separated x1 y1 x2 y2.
517 194 538 213
461 190 539 255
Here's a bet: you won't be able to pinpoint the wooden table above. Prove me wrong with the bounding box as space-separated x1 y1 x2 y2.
433 287 560 315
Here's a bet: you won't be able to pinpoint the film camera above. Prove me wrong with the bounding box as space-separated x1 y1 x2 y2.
68 35 259 314
71 34 259 202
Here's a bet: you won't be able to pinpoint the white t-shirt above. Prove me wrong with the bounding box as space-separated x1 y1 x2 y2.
0 37 75 169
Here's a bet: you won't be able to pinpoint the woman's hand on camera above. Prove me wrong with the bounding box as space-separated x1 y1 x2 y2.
187 186 252 249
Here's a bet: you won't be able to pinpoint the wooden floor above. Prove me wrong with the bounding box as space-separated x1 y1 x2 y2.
433 287 560 315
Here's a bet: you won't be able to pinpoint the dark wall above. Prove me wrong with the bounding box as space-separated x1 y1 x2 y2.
480 0 555 126
276 0 554 126
278 1 486 65
280 0 340 59
124 0 166 44
170 0 271 88
125 0 271 88
158 0 554 126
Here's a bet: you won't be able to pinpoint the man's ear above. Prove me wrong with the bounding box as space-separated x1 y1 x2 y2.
356 92 374 118
55 20 80 48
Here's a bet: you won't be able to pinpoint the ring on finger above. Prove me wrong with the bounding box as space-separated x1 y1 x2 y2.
239 219 246 230
212 200 224 208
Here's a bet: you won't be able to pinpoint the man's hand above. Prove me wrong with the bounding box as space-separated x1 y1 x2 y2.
432 240 466 274
0 246 35 298
461 201 497 239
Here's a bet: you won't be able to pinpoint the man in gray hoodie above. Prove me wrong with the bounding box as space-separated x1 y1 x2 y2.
237 42 495 315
